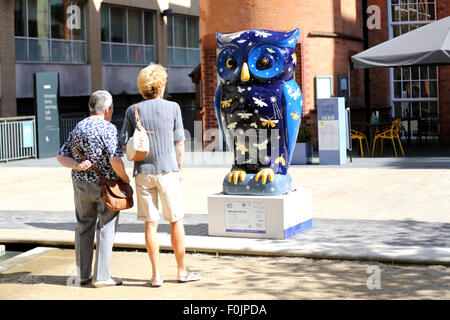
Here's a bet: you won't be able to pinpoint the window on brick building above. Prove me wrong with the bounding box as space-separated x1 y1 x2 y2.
14 0 86 63
389 0 438 139
167 14 200 66
101 4 155 65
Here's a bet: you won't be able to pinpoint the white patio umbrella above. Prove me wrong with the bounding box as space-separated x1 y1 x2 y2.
352 16 450 68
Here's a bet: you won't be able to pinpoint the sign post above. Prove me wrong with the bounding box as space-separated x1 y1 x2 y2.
317 97 348 165
34 73 60 158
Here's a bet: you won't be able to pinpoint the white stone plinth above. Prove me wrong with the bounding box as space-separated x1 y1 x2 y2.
208 188 312 240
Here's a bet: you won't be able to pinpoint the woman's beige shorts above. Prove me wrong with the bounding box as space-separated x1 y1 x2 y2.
135 172 183 223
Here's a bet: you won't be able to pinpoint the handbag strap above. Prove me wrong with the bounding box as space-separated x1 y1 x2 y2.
72 136 105 182
134 104 154 134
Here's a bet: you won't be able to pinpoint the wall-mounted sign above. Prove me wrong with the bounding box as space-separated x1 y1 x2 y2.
338 75 348 98
34 73 60 158
22 121 34 148
316 76 333 100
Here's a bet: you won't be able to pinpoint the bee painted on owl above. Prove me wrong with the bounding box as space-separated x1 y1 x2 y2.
214 29 303 196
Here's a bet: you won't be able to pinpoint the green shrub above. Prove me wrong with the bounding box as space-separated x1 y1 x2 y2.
296 125 311 143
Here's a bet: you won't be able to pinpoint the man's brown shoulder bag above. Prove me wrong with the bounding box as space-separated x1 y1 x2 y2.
73 137 134 211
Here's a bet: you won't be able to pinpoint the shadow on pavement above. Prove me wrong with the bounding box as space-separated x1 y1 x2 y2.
1 253 448 299
0 271 150 288
26 222 209 236
26 218 450 248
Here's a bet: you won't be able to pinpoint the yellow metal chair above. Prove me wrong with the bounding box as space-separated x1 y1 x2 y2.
351 129 370 158
371 119 405 157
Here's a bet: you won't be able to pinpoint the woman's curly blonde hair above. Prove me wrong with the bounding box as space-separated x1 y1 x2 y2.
137 63 168 99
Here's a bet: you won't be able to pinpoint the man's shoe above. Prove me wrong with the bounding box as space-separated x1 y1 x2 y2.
80 276 93 285
92 278 123 288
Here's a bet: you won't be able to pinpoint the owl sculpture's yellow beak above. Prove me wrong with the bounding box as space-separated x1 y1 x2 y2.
241 62 250 82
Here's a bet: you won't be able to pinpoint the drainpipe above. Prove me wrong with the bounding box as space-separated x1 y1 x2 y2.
362 0 371 123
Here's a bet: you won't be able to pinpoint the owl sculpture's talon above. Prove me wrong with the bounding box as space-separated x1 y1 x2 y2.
255 168 275 185
228 169 246 185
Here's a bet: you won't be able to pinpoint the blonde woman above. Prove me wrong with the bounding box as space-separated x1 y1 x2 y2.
120 63 200 287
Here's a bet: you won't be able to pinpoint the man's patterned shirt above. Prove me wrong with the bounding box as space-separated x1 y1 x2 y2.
58 117 123 183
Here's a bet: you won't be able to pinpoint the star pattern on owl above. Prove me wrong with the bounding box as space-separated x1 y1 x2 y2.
214 29 303 195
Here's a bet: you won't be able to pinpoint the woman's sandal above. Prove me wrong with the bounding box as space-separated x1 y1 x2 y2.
150 276 164 288
177 269 201 283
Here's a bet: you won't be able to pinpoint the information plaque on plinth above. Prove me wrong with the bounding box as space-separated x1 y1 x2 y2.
208 188 312 240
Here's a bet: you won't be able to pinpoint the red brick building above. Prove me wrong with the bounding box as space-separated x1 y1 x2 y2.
198 0 450 147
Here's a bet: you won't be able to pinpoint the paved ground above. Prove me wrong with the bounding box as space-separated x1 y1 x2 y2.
2 210 450 246
0 145 449 299
0 248 449 300
2 148 450 222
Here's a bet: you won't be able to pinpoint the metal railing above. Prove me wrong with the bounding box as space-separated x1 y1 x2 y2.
60 113 88 145
0 116 37 162
1 114 127 162
60 114 125 146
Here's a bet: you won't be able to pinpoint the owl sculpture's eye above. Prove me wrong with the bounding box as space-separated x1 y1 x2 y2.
217 46 243 81
225 57 237 70
256 53 273 70
248 45 283 79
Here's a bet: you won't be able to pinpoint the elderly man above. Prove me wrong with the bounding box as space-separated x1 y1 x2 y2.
57 90 129 288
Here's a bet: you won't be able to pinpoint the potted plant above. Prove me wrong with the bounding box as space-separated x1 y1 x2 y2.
291 125 313 165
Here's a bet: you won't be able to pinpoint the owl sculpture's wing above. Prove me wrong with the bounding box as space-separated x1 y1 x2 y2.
282 80 303 166
214 86 231 150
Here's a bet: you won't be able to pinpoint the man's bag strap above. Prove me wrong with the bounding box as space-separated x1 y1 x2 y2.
72 136 105 182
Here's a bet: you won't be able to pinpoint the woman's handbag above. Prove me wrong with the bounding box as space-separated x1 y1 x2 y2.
126 104 153 162
73 137 134 211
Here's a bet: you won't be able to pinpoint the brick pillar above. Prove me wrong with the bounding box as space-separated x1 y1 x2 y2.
155 7 168 67
87 1 102 92
437 0 450 19
367 0 391 108
0 0 17 117
438 66 450 145
436 0 450 144
294 44 303 93
295 40 317 148
200 33 218 147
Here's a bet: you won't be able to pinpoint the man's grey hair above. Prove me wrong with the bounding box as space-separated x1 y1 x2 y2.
88 90 113 115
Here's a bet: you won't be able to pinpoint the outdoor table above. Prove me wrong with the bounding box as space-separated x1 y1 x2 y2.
352 121 393 148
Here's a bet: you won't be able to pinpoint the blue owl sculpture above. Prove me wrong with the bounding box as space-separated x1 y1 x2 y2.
215 29 303 196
